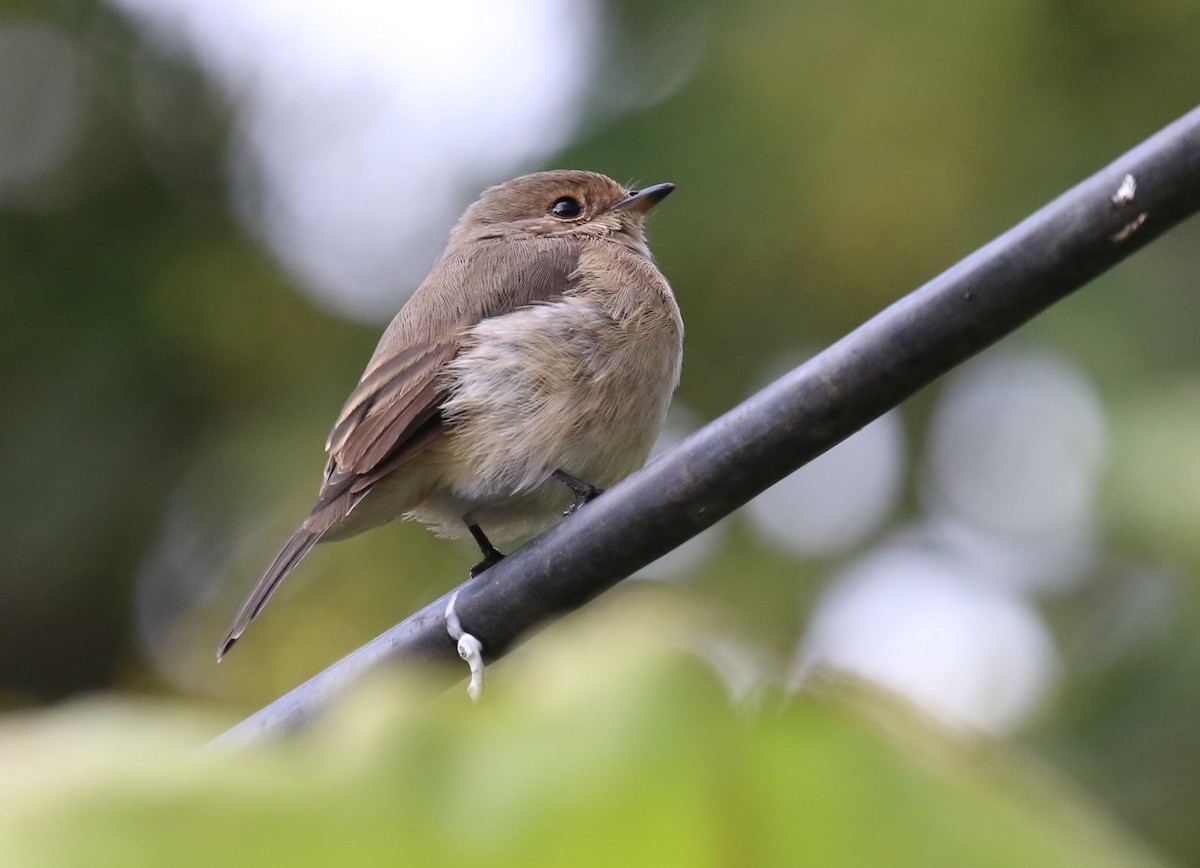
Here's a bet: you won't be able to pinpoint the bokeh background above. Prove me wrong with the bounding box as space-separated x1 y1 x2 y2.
4 0 1200 862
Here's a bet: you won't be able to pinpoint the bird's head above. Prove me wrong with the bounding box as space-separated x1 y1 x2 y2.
452 170 674 252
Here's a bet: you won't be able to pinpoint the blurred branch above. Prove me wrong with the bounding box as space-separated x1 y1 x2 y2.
213 105 1200 748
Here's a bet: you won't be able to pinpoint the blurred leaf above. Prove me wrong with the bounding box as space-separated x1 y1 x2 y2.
0 606 1164 867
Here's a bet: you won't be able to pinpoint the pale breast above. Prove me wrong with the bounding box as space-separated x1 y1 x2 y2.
413 243 682 540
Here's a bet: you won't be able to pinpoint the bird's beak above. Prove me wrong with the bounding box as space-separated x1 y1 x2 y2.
607 182 675 214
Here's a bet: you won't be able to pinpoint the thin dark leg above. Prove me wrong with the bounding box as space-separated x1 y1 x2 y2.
553 469 604 515
467 523 505 578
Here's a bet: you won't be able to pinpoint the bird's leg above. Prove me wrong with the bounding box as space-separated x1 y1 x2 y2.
553 469 604 515
467 523 505 578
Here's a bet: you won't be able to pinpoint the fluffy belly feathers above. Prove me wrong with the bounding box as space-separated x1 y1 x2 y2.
408 296 681 540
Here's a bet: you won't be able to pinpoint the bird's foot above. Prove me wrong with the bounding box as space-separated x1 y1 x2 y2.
469 549 504 579
445 590 484 702
553 469 604 516
467 524 505 578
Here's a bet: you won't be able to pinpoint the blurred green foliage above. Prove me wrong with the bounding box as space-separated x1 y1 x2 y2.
3 0 1200 863
0 608 1167 867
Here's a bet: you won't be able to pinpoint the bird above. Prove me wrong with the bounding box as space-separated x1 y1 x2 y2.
219 170 683 659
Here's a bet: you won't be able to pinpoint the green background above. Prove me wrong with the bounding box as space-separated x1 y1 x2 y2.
3 0 1200 863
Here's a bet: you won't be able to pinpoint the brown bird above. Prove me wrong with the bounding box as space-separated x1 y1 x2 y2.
219 170 682 659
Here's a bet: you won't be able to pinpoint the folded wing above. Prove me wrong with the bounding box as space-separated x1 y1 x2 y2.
218 237 582 658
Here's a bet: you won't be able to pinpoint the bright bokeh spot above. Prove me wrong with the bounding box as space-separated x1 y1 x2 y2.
926 349 1109 543
110 0 603 319
746 409 905 557
795 543 1061 733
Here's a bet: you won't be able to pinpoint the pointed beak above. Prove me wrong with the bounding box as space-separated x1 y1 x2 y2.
607 182 675 214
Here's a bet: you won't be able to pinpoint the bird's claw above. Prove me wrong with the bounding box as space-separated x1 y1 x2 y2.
553 469 603 516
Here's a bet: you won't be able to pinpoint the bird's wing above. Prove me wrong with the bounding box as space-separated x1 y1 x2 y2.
218 238 582 659
317 338 454 514
317 237 584 513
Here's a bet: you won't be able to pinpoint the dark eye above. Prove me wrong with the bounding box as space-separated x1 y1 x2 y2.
549 196 582 219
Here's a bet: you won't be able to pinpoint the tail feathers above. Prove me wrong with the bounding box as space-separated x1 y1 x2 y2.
218 525 323 660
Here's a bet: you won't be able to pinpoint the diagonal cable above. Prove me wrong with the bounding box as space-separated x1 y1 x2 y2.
213 105 1200 747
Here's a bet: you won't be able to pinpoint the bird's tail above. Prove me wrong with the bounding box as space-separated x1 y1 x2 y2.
218 524 323 660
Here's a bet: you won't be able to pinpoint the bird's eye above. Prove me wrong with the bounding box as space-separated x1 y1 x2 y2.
549 196 583 219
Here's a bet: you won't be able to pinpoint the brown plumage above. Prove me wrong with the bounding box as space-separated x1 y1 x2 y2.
219 170 682 659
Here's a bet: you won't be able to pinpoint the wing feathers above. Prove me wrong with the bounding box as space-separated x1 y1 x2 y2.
326 344 443 453
327 347 452 472
220 238 583 657
320 238 582 505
